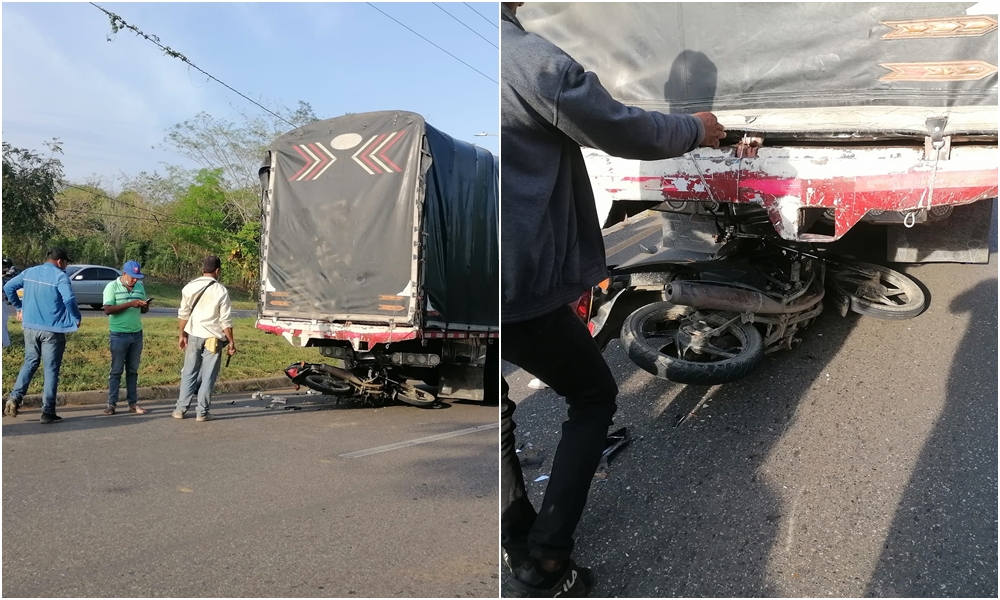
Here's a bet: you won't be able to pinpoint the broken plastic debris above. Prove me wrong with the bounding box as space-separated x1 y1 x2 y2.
527 378 549 390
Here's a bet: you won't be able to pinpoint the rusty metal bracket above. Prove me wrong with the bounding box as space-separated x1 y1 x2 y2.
736 134 764 159
924 117 951 160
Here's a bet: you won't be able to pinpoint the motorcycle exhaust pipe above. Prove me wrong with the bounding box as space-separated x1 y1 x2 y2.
664 281 820 315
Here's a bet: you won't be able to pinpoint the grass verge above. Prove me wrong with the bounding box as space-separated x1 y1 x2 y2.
2 317 310 395
141 280 257 311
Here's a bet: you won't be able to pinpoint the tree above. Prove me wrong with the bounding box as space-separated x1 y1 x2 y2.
162 101 317 227
2 140 64 262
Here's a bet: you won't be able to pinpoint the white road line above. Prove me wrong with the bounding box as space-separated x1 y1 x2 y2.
339 422 498 458
602 210 656 237
605 223 661 259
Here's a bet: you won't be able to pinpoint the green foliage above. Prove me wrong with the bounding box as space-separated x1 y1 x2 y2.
6 103 314 288
1 140 65 261
171 169 230 254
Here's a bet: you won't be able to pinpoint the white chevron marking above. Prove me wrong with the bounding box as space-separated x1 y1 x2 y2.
352 135 378 175
369 132 396 172
297 144 321 181
312 143 337 179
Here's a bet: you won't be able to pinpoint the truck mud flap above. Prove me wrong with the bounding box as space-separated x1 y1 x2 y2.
437 364 485 401
887 199 996 264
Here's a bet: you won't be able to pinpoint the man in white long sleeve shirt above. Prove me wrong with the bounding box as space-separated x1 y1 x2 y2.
172 256 237 422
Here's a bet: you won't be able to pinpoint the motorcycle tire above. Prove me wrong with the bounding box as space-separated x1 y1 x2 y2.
830 262 925 320
303 374 353 396
621 302 764 385
395 382 438 407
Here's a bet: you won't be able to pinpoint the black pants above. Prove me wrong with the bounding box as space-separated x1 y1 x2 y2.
501 305 618 561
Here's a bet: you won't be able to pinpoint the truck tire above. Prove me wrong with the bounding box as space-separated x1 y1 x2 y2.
621 302 763 385
830 262 925 320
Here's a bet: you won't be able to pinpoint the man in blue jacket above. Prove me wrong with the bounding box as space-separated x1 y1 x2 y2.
500 3 727 596
3 247 82 423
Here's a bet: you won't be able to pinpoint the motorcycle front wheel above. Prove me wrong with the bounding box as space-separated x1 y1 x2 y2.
621 302 764 385
828 262 925 320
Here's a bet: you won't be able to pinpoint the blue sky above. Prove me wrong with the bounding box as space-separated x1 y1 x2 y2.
1 1 499 183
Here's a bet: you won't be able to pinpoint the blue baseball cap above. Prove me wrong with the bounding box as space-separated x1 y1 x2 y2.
123 260 144 279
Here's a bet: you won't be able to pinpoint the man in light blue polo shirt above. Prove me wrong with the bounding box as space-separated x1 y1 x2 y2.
101 260 150 415
2 247 82 423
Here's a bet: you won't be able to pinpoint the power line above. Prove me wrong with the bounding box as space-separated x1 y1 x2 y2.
464 2 499 28
433 3 497 49
89 3 295 128
61 183 177 225
60 185 249 237
59 208 204 228
365 3 498 85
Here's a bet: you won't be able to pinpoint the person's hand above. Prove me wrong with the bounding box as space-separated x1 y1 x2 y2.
227 341 237 356
693 112 726 148
130 300 147 309
76 320 81 328
16 310 22 322
178 335 188 351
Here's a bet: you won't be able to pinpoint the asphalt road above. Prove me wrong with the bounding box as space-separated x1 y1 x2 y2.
2 391 499 597
504 208 998 597
78 306 256 319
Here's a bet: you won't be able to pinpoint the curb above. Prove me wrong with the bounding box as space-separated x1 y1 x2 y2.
17 376 290 408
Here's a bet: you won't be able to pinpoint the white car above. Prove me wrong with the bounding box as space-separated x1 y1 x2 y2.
64 265 123 310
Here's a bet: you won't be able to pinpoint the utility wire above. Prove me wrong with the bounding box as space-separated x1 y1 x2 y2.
464 2 499 28
433 3 497 49
59 208 207 228
366 3 498 85
62 183 177 225
89 3 295 128
60 184 230 231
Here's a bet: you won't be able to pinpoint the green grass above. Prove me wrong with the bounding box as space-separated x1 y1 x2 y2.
2 317 313 395
141 280 257 311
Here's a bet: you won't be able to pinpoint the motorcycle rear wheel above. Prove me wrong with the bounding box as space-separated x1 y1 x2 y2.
621 302 764 385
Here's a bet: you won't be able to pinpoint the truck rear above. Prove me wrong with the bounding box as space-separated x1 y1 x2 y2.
520 2 998 262
256 110 498 403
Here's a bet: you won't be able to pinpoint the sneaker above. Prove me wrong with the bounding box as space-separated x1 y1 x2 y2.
39 413 63 425
128 404 148 415
103 405 116 415
172 410 186 420
503 559 592 598
4 399 19 418
195 413 213 422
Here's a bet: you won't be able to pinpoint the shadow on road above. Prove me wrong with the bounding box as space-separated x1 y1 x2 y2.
864 277 998 598
578 306 859 596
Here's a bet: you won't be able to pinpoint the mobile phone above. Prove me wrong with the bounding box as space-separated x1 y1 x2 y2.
144 297 155 304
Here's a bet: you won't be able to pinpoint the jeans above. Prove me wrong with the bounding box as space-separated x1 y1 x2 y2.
108 331 143 407
501 305 619 561
175 335 226 416
10 328 67 415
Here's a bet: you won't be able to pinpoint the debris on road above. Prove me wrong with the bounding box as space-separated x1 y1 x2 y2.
517 443 545 468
